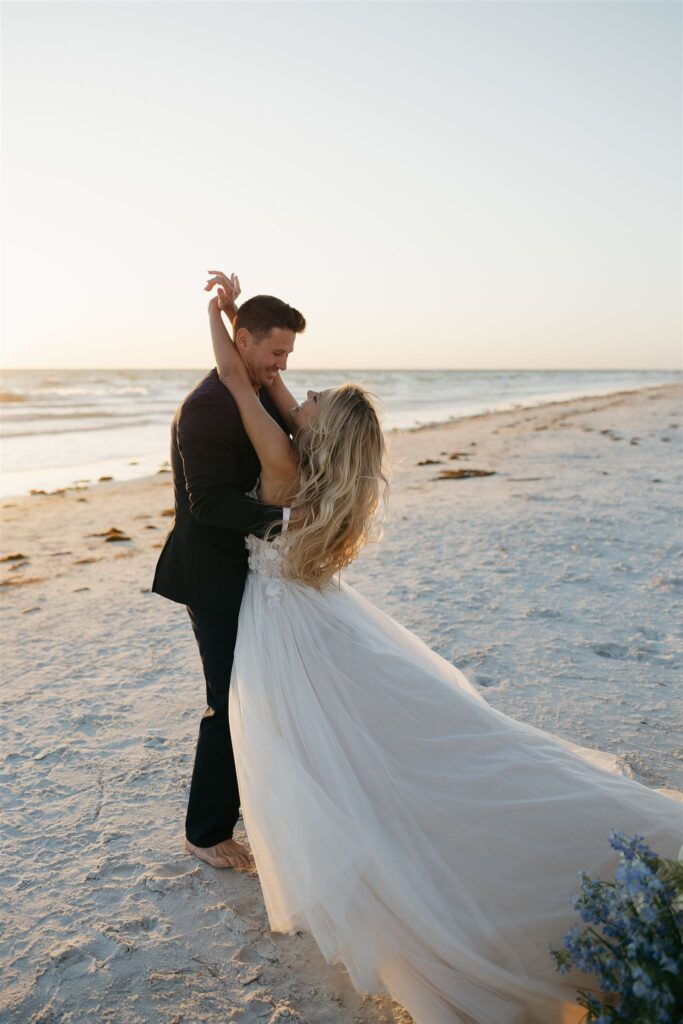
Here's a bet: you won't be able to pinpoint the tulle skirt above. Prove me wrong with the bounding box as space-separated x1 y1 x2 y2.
228 572 683 1024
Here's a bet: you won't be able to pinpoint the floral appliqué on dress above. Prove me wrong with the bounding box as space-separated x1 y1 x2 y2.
245 533 288 608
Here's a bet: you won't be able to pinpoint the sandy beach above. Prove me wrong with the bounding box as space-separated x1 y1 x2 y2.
1 381 682 1023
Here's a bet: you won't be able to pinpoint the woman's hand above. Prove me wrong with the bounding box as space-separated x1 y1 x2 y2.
207 296 253 388
205 270 241 318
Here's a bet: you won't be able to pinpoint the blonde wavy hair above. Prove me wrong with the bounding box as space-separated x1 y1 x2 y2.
278 383 389 590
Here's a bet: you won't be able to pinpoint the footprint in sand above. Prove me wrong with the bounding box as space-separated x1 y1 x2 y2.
84 858 140 883
525 608 562 620
233 944 267 966
633 625 661 641
242 995 276 1018
141 867 202 895
116 916 164 939
204 898 265 935
143 734 169 748
45 934 122 978
153 861 199 880
616 752 668 787
591 642 629 660
475 675 496 687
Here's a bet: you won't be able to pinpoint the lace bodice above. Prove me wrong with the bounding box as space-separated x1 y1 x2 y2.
245 532 286 578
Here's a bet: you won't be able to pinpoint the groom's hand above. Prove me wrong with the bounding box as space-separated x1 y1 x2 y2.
205 270 241 322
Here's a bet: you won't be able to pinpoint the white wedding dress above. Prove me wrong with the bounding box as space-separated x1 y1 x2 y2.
228 530 683 1024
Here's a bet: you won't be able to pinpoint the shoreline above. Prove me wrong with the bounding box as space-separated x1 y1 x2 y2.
1 380 681 1023
394 381 680 432
1 380 677 502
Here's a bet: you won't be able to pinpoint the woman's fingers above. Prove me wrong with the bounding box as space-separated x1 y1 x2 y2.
206 276 234 294
207 270 239 292
205 270 240 301
207 270 231 288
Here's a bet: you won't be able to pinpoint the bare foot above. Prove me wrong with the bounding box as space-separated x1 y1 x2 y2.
184 836 255 870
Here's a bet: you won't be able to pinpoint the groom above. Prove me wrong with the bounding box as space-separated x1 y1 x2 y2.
152 272 306 869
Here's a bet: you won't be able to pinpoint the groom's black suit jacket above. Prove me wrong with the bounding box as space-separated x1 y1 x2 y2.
152 368 286 612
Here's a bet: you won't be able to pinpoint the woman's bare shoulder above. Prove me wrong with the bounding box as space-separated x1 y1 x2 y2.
259 444 300 505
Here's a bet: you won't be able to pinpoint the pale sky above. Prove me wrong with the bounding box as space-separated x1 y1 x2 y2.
2 0 681 370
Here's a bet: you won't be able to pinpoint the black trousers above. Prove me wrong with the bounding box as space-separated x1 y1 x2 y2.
185 604 241 847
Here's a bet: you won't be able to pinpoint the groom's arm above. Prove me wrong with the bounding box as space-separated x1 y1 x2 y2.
177 408 285 538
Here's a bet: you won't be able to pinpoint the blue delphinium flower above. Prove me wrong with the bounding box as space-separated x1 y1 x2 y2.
548 831 683 1023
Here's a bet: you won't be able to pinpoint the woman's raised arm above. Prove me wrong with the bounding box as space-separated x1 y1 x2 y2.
207 299 299 501
205 270 300 433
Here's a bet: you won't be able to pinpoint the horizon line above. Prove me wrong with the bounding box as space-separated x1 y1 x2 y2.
2 366 681 374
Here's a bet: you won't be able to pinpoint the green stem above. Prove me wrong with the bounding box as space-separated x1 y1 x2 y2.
585 927 621 959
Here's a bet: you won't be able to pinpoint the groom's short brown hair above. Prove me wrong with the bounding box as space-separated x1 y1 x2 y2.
234 295 306 342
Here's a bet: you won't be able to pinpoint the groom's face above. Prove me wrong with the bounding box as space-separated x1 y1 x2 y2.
241 327 296 388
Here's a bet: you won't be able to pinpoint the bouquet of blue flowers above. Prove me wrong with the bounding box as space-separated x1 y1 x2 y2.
549 830 683 1023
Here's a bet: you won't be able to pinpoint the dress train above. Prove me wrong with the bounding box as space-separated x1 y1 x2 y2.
228 533 683 1024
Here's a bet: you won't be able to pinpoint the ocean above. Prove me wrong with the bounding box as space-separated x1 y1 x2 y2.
0 368 679 498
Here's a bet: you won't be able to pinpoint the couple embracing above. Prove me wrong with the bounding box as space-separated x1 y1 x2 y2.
152 271 681 1024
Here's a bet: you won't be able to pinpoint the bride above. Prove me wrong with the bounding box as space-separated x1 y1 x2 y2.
204 275 682 1024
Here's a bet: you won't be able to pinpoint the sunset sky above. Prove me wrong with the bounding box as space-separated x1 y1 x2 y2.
2 0 681 370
